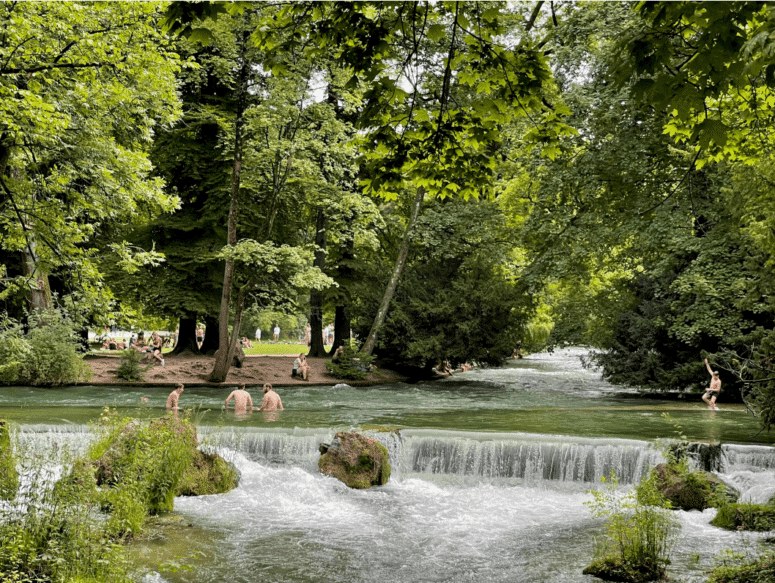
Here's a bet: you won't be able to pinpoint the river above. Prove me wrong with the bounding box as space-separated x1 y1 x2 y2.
3 348 774 582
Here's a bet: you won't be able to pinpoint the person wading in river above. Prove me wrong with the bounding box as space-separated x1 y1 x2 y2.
166 384 184 411
225 384 253 414
702 358 721 410
258 383 283 412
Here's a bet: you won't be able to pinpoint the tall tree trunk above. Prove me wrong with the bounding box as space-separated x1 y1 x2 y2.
307 209 328 357
361 186 424 356
333 231 354 350
171 314 201 356
200 314 220 355
208 29 250 383
23 243 52 313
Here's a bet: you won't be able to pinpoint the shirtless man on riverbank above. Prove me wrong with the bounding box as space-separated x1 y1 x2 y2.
258 383 283 412
702 358 721 410
225 384 253 414
166 384 184 411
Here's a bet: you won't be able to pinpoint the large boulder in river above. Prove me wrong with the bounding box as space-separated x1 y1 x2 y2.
651 463 739 511
318 432 391 489
176 450 240 496
0 419 18 500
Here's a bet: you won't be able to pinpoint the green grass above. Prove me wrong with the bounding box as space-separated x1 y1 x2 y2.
243 343 310 355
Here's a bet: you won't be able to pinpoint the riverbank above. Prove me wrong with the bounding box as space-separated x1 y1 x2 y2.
82 353 409 388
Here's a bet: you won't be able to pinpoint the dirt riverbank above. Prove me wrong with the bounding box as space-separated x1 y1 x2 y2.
82 353 408 388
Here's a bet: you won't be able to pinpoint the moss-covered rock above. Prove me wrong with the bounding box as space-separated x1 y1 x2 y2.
582 556 666 583
318 432 391 489
176 450 240 496
0 419 19 500
711 503 775 532
648 463 739 511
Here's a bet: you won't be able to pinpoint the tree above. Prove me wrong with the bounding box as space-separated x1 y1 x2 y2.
0 1 182 324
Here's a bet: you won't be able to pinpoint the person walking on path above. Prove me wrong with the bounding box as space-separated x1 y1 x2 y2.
258 383 283 412
225 384 253 414
702 358 721 410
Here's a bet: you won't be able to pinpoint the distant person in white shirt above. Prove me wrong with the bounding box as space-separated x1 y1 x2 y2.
255 328 261 343
273 324 280 341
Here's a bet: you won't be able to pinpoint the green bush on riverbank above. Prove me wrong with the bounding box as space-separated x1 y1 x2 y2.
708 551 775 583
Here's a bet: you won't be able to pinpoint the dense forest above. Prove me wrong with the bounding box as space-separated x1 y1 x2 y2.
2 1 775 429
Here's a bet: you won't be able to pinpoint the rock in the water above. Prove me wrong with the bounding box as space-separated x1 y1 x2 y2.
176 450 240 496
652 463 739 510
318 432 391 489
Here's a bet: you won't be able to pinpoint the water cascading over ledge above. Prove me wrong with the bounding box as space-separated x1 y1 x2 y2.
16 425 775 487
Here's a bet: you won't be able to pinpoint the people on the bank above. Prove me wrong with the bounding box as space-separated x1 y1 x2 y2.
512 341 522 359
240 336 253 348
258 383 283 411
332 345 344 364
273 324 280 342
702 358 721 410
255 327 261 343
133 331 146 351
225 384 254 414
292 353 309 380
305 324 311 346
196 326 204 347
149 331 164 365
166 384 185 411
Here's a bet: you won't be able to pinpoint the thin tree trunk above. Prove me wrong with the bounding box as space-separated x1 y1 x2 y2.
171 315 201 356
307 209 328 357
361 186 424 356
208 29 250 383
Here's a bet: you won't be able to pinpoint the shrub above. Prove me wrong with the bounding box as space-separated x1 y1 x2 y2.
115 348 152 382
0 310 91 386
711 504 775 532
0 441 131 583
175 450 240 496
584 473 679 583
0 420 18 501
325 344 375 380
708 551 775 583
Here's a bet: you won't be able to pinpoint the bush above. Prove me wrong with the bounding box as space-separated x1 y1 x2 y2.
708 551 775 583
584 473 679 583
115 348 152 382
0 310 91 386
0 440 131 583
325 344 375 380
0 420 18 501
711 504 775 532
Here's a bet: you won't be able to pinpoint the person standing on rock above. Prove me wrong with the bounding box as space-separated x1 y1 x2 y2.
702 358 721 410
166 384 185 411
225 384 254 414
258 383 283 412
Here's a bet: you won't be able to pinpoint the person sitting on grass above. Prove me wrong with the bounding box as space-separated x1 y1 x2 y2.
292 353 309 380
240 336 253 348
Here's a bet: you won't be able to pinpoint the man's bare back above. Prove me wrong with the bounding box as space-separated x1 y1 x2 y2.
225 386 253 413
166 384 184 410
259 384 283 412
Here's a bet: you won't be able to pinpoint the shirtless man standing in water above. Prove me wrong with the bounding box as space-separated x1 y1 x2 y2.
702 358 721 410
258 383 283 412
225 384 254 414
166 384 184 411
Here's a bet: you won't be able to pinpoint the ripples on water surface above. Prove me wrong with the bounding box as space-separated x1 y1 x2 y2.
4 348 775 582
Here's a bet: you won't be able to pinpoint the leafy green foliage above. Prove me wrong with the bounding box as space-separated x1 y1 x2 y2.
0 420 18 501
584 473 679 583
0 1 183 319
711 504 775 532
115 349 153 383
708 551 775 583
325 343 375 381
0 310 91 386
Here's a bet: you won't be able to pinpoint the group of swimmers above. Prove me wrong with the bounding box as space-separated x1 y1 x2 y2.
163 383 283 415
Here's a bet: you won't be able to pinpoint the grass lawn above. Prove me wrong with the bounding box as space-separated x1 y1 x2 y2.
243 343 310 356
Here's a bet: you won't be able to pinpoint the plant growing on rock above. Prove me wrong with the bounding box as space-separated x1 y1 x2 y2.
584 472 679 583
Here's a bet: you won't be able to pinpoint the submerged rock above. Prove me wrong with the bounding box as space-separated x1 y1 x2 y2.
0 419 18 500
318 431 391 489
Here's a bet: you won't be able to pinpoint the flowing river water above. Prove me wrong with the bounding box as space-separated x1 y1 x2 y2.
3 348 775 582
